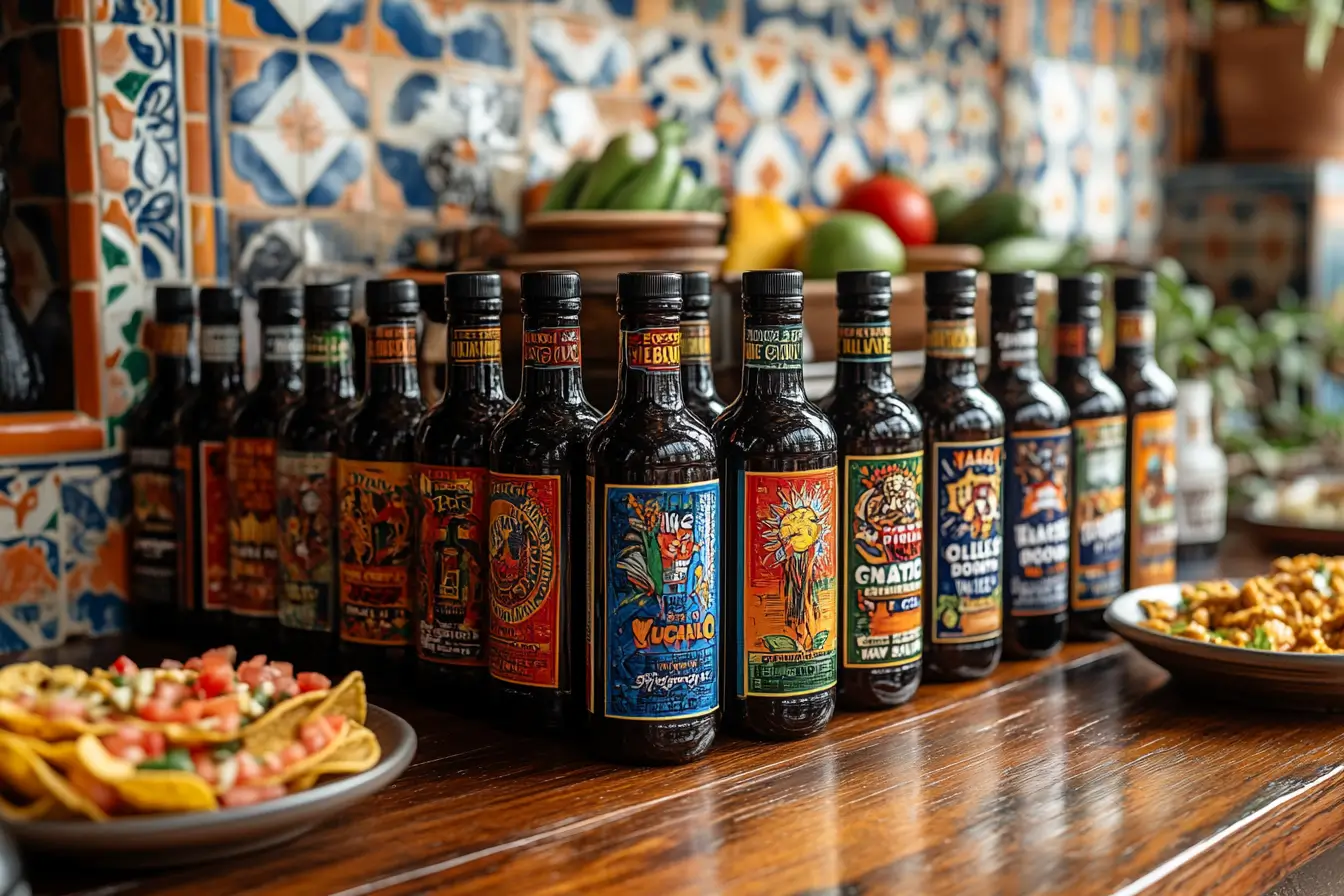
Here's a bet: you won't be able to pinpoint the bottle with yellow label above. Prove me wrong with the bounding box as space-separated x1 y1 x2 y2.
1110 272 1178 592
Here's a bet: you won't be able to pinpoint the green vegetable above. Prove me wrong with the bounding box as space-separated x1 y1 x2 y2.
1170 621 1189 634
138 748 194 773
212 741 242 762
109 674 125 688
1211 628 1234 641
573 130 657 209
690 185 724 213
981 236 1090 275
603 121 687 211
1251 626 1273 650
929 186 970 228
539 158 593 211
798 211 906 281
664 166 698 211
937 191 1040 247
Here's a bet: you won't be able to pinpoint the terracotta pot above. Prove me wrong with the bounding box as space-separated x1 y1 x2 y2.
522 211 726 253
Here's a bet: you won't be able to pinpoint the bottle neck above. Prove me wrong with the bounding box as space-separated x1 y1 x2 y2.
614 311 685 411
366 320 421 399
922 312 979 388
258 323 304 393
835 311 894 392
1055 316 1104 378
199 322 243 392
679 313 718 400
303 320 357 402
152 322 194 390
989 306 1042 380
447 313 507 400
1113 308 1156 367
740 310 807 400
519 312 588 405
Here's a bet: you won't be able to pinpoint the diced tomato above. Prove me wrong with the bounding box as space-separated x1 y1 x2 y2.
296 672 331 693
201 646 237 664
185 657 203 672
260 752 285 777
219 783 285 808
172 699 204 724
111 656 138 677
270 661 293 679
234 752 262 785
137 698 177 723
279 742 307 767
143 730 167 758
68 767 120 813
159 659 183 670
298 716 341 755
154 681 190 706
197 661 235 699
101 730 147 763
47 695 90 721
192 753 218 785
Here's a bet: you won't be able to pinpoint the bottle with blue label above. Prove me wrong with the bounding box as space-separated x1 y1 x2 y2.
984 272 1072 660
911 269 1006 681
586 272 720 764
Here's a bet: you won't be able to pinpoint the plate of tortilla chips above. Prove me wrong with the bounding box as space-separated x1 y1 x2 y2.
0 647 416 867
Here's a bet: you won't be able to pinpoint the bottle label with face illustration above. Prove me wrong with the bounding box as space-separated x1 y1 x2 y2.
276 451 337 632
1004 430 1071 617
1129 409 1177 588
337 460 414 645
414 464 489 665
930 439 1004 643
1071 416 1127 610
489 472 564 688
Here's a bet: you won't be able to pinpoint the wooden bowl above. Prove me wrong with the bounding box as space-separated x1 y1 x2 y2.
523 211 726 253
905 244 983 272
493 245 728 297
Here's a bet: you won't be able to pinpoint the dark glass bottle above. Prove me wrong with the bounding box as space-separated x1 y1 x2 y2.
414 272 512 712
337 279 423 689
817 270 923 710
984 273 1071 660
175 286 246 648
1111 272 1179 592
127 286 197 638
587 272 720 764
0 169 44 412
227 285 304 656
679 270 725 425
1054 274 1127 641
911 269 1005 681
488 270 601 733
277 282 358 674
715 269 838 740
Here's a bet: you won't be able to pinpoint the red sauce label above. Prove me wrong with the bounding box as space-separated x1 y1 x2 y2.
228 437 280 617
1129 409 1177 588
522 327 581 368
1057 322 1101 358
416 464 489 666
198 442 230 611
489 472 563 688
338 460 414 645
1116 310 1155 348
174 444 194 611
623 327 680 372
451 327 501 364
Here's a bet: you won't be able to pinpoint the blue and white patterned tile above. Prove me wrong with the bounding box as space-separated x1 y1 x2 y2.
1087 65 1122 156
743 0 833 42
639 31 721 125
62 451 129 639
0 461 66 653
807 44 874 125
376 1 517 66
529 85 605 181
231 215 306 293
810 130 872 206
724 39 801 118
224 0 364 44
1032 161 1081 240
734 121 805 202
98 0 176 25
1127 168 1161 260
531 16 635 89
1081 160 1124 254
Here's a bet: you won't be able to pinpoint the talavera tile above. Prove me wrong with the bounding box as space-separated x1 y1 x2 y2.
376 0 517 66
62 451 128 638
222 0 364 46
530 15 635 89
0 462 67 652
638 31 720 125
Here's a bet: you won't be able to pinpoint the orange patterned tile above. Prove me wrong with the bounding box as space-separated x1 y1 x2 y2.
68 199 98 283
64 114 96 194
0 413 104 457
95 27 128 75
186 120 212 196
182 0 208 26
191 203 217 281
100 93 134 141
1094 0 1115 65
57 0 86 22
220 0 264 37
182 35 208 114
59 26 92 109
71 287 102 421
99 144 131 192
101 197 136 246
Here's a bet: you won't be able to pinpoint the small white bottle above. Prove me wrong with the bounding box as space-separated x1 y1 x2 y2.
1175 380 1227 575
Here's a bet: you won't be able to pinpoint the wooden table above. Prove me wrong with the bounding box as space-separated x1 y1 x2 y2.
26 531 1344 896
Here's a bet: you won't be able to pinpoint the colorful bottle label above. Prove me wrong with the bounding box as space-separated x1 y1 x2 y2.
838 322 893 363
451 326 502 364
227 438 281 617
925 319 976 359
931 440 1004 643
1070 416 1127 610
489 472 564 688
993 329 1038 366
680 321 711 362
1116 310 1155 348
737 468 838 698
337 459 414 645
264 325 303 363
586 475 597 713
1056 322 1102 358
1005 430 1071 617
151 322 190 356
415 464 489 665
1129 409 1178 588
623 327 680 372
522 327 582 368
743 324 804 370
199 325 240 363
276 451 338 632
173 444 194 611
369 322 417 364
129 447 179 606
197 442 231 611
600 481 720 720
305 325 352 365
842 454 923 668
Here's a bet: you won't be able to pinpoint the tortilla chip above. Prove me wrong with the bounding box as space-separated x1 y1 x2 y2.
239 691 328 755
286 724 381 792
0 792 57 821
0 731 107 821
73 735 218 814
0 699 117 740
303 672 367 726
0 663 88 696
251 716 359 790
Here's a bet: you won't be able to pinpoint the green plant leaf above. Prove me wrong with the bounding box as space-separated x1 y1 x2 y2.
810 631 829 650
762 634 800 653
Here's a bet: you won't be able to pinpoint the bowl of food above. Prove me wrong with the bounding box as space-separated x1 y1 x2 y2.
1244 474 1344 552
1106 555 1344 711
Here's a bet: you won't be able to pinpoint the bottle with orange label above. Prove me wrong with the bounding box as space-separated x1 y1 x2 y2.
337 279 424 688
227 285 304 656
678 270 725 425
414 271 512 712
1054 274 1127 641
128 285 197 638
1111 272 1178 591
912 269 1005 681
489 271 601 733
715 269 839 740
175 286 247 647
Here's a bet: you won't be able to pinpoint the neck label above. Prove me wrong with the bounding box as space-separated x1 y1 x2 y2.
151 322 190 357
200 325 240 363
743 324 804 369
839 322 892 363
370 322 417 364
1057 322 1101 358
523 326 582 369
306 324 352 365
680 321 712 362
451 325 501 365
264 325 304 363
926 319 976 359
624 327 680 372
994 329 1038 366
1116 310 1155 349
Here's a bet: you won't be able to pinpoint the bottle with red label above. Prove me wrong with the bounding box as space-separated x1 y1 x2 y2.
338 279 424 688
489 270 601 733
175 286 246 647
1110 272 1178 592
818 270 924 710
227 285 304 656
128 285 197 638
678 270 725 425
912 269 1005 681
277 282 359 674
414 271 512 712
1054 274 1127 641
984 272 1072 660
716 269 839 740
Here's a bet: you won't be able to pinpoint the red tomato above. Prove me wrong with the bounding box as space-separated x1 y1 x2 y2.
235 752 262 784
185 657 203 672
201 646 237 664
159 659 183 670
174 700 205 724
69 767 119 813
270 662 293 679
836 174 936 247
101 731 145 762
260 752 285 777
299 717 337 754
197 662 235 699
296 672 331 693
111 656 138 677
154 681 190 706
280 742 307 767
220 783 286 808
137 699 176 722
193 753 218 785
143 730 167 758
47 696 89 721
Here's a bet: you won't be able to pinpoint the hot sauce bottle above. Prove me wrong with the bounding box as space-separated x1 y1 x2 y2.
1054 274 1127 641
128 285 197 638
489 271 601 732
414 272 512 712
227 285 304 656
984 273 1071 660
338 279 424 688
678 270 725 425
1111 272 1178 592
277 282 358 674
587 272 720 765
911 269 1005 681
818 270 924 710
715 269 838 740
176 286 246 647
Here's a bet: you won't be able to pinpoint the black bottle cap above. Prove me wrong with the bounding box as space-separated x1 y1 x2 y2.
924 269 978 307
365 278 419 321
199 286 242 323
304 281 354 322
618 271 682 315
445 271 503 317
257 284 302 325
1057 273 1104 322
1114 271 1157 311
680 270 711 299
521 269 581 315
154 285 195 324
741 268 803 314
988 272 1037 312
836 270 892 311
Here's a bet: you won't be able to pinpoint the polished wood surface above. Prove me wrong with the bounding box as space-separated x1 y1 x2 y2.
25 530 1337 896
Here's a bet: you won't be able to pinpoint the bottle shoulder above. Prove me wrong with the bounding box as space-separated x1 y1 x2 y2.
490 397 600 469
177 387 245 441
589 407 716 477
343 395 424 460
911 379 1005 440
824 388 924 455
713 396 838 458
1055 369 1126 419
986 374 1071 431
1114 361 1178 414
415 394 510 466
231 386 300 437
